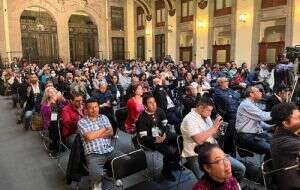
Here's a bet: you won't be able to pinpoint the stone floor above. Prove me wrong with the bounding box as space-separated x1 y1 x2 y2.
0 96 264 190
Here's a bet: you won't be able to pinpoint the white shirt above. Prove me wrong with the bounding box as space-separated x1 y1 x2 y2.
31 84 40 94
166 95 175 109
180 109 217 157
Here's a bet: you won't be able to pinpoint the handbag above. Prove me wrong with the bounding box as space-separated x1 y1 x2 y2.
31 113 43 131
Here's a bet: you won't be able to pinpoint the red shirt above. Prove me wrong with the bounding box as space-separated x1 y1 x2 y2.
125 97 144 134
61 103 83 137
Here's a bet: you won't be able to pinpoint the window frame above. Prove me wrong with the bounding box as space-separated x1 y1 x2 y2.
155 0 166 27
136 7 145 30
261 0 287 9
214 0 232 17
181 0 194 22
111 6 124 31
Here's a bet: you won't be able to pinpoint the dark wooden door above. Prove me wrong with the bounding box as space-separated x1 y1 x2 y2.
180 46 193 63
21 32 58 66
155 34 165 62
258 41 285 64
137 37 145 60
212 44 231 65
69 29 98 63
112 37 125 60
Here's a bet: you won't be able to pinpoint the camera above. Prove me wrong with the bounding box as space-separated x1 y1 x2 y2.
285 46 300 62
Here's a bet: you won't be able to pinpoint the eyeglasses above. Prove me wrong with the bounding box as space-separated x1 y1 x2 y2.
251 90 261 93
207 154 230 165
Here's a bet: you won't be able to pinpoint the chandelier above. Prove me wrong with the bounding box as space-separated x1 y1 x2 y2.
36 7 45 31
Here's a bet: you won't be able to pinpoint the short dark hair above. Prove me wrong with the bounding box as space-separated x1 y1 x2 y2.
274 85 289 94
142 92 154 106
271 103 298 126
194 142 220 171
85 98 99 106
195 97 214 108
245 86 254 97
70 91 84 100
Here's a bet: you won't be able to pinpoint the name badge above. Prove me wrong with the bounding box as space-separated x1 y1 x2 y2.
152 127 161 137
51 112 58 121
139 131 147 137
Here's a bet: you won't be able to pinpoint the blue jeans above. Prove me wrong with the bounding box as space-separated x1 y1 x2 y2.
86 153 112 190
186 155 246 182
236 132 271 159
24 109 34 129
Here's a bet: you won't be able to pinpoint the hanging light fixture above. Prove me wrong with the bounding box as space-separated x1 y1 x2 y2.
36 7 45 31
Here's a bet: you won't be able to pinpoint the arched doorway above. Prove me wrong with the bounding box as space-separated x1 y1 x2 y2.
68 11 99 63
20 7 59 66
259 19 286 65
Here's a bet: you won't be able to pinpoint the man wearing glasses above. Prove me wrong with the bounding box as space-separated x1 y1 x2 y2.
235 86 272 158
180 97 245 182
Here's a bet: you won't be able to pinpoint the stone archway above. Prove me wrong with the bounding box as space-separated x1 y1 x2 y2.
68 11 99 63
20 7 59 65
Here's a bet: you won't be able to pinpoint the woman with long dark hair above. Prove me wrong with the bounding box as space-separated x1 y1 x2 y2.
124 84 144 134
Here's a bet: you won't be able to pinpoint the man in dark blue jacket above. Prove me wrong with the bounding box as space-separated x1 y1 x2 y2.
213 77 241 154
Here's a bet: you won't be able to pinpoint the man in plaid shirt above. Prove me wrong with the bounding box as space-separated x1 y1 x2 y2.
78 98 114 190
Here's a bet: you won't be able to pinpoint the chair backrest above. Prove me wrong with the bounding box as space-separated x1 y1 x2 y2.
115 107 128 131
111 149 147 180
261 159 278 190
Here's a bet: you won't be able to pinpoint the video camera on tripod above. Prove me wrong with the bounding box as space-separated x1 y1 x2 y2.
285 46 300 63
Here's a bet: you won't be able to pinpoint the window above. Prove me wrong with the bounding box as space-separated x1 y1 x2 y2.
261 0 287 9
137 37 145 60
111 6 124 30
181 0 194 22
137 7 145 30
155 0 166 27
112 37 125 60
214 0 232 17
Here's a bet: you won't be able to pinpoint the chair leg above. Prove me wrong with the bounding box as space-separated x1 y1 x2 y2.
76 181 79 190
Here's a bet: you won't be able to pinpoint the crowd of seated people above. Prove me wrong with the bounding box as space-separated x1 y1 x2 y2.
0 54 299 190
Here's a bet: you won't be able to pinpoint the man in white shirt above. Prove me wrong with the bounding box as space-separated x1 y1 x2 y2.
180 97 245 182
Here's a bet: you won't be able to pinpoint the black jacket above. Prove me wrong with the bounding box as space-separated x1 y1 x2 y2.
181 95 196 117
265 95 282 112
66 135 88 184
270 127 300 190
24 83 43 112
153 85 174 112
136 108 167 148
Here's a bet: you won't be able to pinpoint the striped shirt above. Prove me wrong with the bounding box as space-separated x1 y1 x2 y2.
78 115 114 155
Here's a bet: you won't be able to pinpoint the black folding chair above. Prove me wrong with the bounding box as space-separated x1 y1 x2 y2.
57 119 71 173
261 159 299 190
110 149 148 189
176 135 193 190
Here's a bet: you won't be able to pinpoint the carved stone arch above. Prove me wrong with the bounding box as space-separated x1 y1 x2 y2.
163 0 176 16
14 1 60 23
135 0 152 21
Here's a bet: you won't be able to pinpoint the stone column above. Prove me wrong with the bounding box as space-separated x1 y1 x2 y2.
56 16 70 63
195 2 209 67
3 0 12 62
0 1 5 59
166 12 177 61
145 19 153 60
292 0 300 46
126 0 136 59
235 0 255 67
